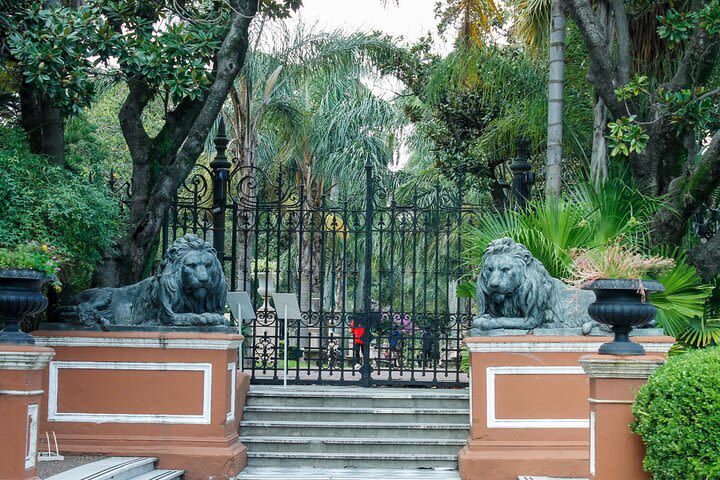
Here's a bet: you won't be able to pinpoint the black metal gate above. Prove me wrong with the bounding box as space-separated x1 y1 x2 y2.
113 126 477 387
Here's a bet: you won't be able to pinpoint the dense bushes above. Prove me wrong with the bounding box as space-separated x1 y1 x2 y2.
0 127 119 292
632 347 720 480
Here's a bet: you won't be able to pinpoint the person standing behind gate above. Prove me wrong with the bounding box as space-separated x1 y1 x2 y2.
350 319 364 369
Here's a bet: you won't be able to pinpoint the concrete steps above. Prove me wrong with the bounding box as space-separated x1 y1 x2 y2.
235 466 461 479
239 385 469 470
242 405 470 423
45 457 184 480
241 436 466 454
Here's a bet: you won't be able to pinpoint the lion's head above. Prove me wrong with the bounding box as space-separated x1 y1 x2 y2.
476 237 558 328
136 234 227 324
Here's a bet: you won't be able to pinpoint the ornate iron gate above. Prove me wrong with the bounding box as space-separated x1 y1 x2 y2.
113 126 476 387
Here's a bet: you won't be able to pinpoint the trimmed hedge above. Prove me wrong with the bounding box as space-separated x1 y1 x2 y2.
632 347 720 480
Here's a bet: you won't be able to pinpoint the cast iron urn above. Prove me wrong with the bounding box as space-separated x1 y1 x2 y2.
0 269 55 345
582 278 664 356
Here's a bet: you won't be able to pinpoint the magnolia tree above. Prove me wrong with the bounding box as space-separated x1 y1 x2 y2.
0 0 300 286
566 0 720 279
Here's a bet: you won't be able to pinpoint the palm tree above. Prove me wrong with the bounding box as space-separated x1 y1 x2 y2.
513 0 566 196
435 0 504 47
545 0 565 196
218 25 405 308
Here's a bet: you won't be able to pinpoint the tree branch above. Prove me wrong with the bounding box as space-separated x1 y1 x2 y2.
652 129 720 249
119 80 152 164
151 95 205 166
608 0 629 85
119 80 153 226
667 0 719 92
565 0 626 117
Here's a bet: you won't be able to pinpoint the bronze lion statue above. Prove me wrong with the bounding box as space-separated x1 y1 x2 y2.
474 237 597 332
60 234 227 329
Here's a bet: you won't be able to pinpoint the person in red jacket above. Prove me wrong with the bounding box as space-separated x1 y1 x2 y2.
350 319 364 369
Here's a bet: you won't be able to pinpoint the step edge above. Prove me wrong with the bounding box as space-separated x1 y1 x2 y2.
44 457 158 480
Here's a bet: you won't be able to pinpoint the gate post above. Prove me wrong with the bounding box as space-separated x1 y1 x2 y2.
360 159 374 387
210 118 231 262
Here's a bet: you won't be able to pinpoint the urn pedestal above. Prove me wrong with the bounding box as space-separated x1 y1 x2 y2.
580 354 665 480
33 330 247 480
0 344 55 480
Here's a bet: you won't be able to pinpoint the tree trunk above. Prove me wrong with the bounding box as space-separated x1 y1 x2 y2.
299 187 324 312
545 0 566 197
590 1 610 186
229 82 255 293
94 0 257 287
39 95 65 167
590 98 608 185
19 83 65 167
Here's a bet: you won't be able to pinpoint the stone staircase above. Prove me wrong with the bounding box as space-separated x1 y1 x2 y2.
238 385 470 471
45 457 183 480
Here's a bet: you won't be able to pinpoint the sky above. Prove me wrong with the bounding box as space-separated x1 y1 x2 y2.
283 0 454 54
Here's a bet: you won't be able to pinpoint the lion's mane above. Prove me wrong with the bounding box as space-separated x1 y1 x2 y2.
476 237 560 328
131 234 227 325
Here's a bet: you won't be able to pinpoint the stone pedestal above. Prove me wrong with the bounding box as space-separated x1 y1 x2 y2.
458 336 673 480
33 330 246 480
0 344 55 480
579 354 665 480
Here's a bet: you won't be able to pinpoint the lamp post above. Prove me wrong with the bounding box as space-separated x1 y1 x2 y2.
509 138 535 210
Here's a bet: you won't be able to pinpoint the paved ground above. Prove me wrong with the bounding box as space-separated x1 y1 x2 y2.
235 467 461 479
37 455 107 479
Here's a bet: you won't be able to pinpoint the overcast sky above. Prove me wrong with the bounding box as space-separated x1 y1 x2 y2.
283 0 453 54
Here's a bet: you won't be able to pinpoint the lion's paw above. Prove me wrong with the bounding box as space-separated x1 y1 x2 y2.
474 316 500 330
201 313 226 326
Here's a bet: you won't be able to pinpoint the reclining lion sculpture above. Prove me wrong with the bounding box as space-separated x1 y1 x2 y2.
473 237 597 333
60 234 227 329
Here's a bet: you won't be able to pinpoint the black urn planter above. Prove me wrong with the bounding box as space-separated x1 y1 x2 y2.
0 269 55 345
582 278 664 356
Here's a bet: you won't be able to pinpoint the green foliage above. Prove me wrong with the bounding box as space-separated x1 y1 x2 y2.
651 252 715 347
0 242 62 277
466 177 654 279
657 1 720 44
391 25 593 194
0 128 119 291
607 115 650 157
656 8 696 45
632 347 720 480
460 347 469 373
456 280 476 298
6 3 113 115
233 26 405 199
608 1 720 158
1 0 302 120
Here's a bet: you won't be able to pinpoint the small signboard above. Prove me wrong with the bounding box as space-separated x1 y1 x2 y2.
227 291 255 323
271 293 302 320
226 291 254 372
271 293 302 387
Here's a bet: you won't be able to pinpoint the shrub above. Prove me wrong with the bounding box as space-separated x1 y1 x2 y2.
0 127 120 292
631 347 720 480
